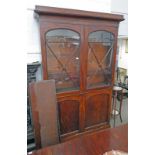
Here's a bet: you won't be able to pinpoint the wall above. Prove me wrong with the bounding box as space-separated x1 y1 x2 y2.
111 0 128 70
118 38 128 70
111 0 128 37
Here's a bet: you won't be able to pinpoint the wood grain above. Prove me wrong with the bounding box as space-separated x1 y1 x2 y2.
58 100 80 134
29 80 60 149
85 93 109 127
35 5 124 21
29 124 128 155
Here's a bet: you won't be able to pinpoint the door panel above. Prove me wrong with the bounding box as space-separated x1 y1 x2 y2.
58 98 80 134
85 92 110 128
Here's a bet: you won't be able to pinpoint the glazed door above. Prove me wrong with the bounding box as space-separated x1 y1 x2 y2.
84 25 118 129
43 26 83 93
86 27 116 89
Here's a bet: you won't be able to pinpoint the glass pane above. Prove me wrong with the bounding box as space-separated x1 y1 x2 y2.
45 29 80 92
87 31 114 88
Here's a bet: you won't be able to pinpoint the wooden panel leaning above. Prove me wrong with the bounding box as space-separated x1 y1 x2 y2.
29 79 60 149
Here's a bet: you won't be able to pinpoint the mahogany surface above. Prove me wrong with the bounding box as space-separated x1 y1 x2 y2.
35 5 124 141
29 80 60 149
35 5 124 21
29 124 128 155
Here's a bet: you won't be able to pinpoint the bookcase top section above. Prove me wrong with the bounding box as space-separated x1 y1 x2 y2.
34 5 124 22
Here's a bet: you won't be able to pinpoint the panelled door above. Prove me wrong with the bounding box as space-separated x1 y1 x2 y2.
84 25 117 130
40 22 86 138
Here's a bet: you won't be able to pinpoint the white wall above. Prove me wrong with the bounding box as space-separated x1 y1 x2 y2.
27 0 111 12
111 0 128 37
111 0 128 70
27 0 112 63
27 10 41 63
118 38 128 69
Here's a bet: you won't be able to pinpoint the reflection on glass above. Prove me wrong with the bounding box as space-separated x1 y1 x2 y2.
87 31 114 88
46 29 80 92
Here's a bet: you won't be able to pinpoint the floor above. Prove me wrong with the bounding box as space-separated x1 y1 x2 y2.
110 97 128 127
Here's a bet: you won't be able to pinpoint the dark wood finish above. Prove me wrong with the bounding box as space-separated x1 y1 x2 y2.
29 80 60 149
35 5 124 21
58 99 80 134
29 124 128 155
35 6 124 141
85 93 109 127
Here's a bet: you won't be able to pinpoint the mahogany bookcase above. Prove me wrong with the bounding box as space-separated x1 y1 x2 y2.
34 5 124 141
